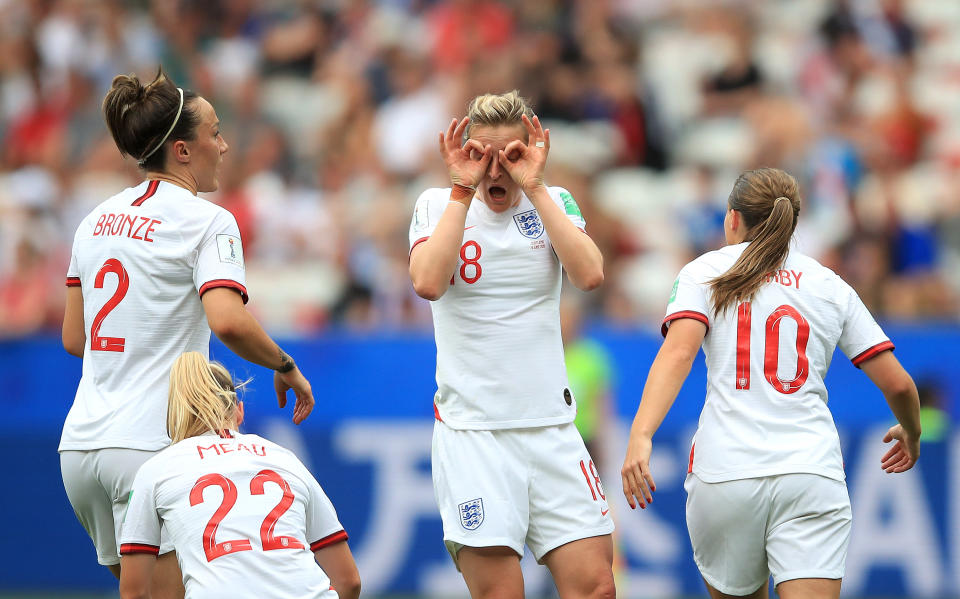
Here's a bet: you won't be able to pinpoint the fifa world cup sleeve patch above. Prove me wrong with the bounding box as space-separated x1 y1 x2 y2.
560 190 582 219
413 199 430 233
669 278 679 303
216 234 244 267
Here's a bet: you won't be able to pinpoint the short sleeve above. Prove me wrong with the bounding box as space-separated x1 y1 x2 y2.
303 470 347 552
119 462 162 556
194 209 248 303
551 187 586 230
409 189 450 254
837 281 893 367
661 262 711 337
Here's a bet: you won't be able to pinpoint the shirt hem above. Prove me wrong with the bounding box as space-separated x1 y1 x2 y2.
434 413 576 431
691 464 845 483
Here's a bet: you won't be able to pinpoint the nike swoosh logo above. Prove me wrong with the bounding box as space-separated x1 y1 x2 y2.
600 509 610 516
464 225 477 230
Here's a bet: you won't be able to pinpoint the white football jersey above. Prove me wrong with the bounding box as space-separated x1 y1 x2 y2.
61 180 247 452
409 186 586 429
120 431 345 599
664 242 892 482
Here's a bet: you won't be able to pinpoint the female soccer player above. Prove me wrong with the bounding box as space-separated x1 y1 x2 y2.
408 91 614 599
118 352 359 599
621 167 922 599
60 69 314 597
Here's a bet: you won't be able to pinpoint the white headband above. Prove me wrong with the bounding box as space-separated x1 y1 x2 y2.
138 87 184 167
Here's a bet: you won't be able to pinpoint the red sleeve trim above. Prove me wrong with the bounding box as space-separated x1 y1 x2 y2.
199 280 249 304
433 403 443 422
132 180 160 207
310 530 348 551
851 340 895 368
687 442 695 474
409 236 429 257
66 276 81 287
120 543 160 555
661 310 710 337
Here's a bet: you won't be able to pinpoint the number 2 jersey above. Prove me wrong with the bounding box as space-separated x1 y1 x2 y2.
120 431 346 599
409 186 586 430
61 180 248 452
664 242 893 483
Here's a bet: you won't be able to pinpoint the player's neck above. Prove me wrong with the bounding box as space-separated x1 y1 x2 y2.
143 170 199 196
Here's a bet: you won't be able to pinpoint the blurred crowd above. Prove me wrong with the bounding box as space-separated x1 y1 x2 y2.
1 0 959 338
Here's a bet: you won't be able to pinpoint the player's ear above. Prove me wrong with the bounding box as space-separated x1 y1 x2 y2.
172 139 190 163
235 401 244 428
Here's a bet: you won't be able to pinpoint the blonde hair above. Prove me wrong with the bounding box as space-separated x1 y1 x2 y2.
709 168 801 316
465 90 534 139
167 352 244 443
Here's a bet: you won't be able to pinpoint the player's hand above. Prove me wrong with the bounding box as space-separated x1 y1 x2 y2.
439 116 492 191
274 367 314 425
498 114 549 193
621 433 656 509
880 423 920 473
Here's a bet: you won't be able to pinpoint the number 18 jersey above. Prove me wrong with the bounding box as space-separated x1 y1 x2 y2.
120 431 346 599
663 242 893 483
61 180 248 452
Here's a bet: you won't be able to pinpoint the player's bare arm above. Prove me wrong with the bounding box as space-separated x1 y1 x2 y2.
62 286 86 357
201 287 314 424
410 117 492 301
860 350 921 472
314 541 362 599
622 318 706 509
499 114 603 291
118 553 156 599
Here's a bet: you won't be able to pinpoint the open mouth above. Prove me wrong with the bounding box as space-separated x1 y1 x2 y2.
489 186 507 200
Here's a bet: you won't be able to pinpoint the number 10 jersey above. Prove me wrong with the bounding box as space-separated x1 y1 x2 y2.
61 180 248 452
663 242 893 483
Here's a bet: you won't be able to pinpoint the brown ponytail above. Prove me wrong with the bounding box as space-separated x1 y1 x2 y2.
102 68 200 171
167 352 245 443
709 168 801 316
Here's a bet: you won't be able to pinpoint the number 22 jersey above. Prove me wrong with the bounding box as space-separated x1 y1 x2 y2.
663 242 893 483
61 180 248 452
120 431 346 599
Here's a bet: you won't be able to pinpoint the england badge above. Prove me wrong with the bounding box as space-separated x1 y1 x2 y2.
513 209 544 239
458 498 484 530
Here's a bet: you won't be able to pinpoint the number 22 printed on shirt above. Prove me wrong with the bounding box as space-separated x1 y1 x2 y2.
191 469 304 562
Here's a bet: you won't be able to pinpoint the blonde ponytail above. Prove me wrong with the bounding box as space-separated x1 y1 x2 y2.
167 352 244 443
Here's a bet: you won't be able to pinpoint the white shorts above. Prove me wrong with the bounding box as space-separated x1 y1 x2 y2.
61 448 173 566
685 472 851 595
432 420 614 565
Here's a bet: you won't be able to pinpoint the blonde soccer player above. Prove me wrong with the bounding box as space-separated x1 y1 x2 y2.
409 91 614 599
61 69 314 598
621 167 922 599
119 352 359 599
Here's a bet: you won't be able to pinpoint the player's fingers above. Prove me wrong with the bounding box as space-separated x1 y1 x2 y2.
464 139 485 159
880 442 901 464
452 116 469 144
274 373 288 408
531 114 544 139
884 453 909 473
521 113 537 138
543 127 550 151
641 467 656 502
503 139 525 161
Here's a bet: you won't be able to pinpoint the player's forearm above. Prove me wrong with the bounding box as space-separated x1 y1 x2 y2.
631 342 697 439
885 383 922 439
409 198 469 300
526 185 603 290
215 309 293 372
